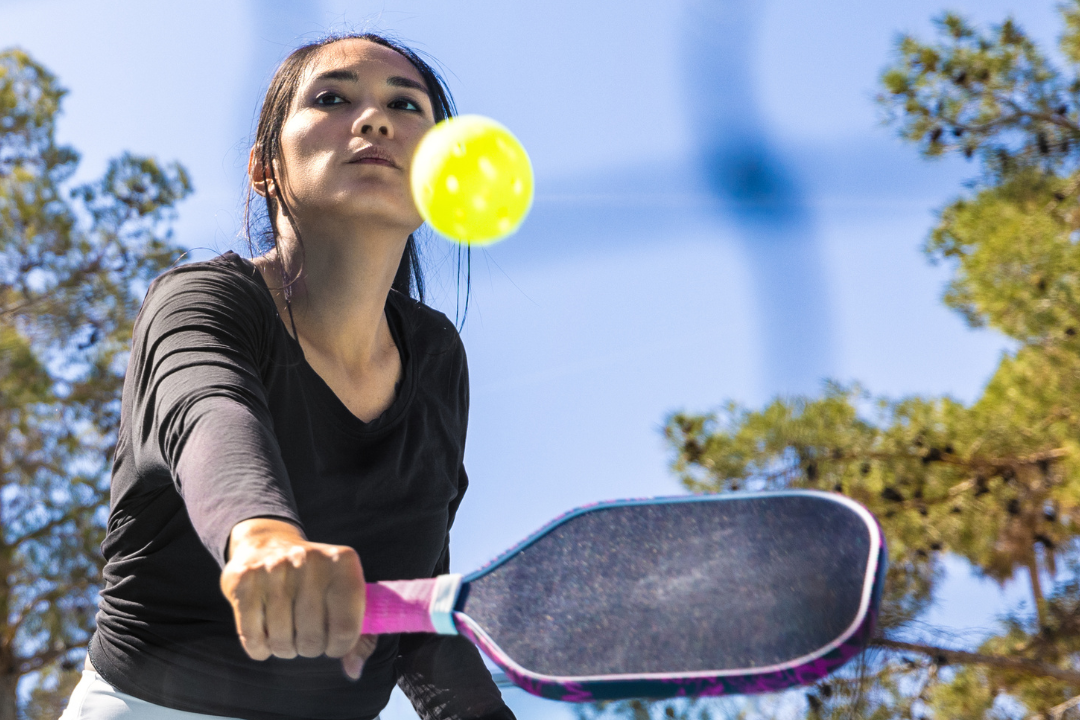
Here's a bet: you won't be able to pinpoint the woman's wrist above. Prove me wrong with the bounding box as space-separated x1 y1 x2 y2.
227 517 306 562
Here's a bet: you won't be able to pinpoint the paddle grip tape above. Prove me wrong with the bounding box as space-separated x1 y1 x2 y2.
361 574 462 635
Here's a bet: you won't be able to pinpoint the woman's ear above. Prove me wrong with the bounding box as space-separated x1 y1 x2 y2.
248 147 276 197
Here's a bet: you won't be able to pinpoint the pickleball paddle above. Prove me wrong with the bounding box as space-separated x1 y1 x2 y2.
361 491 885 701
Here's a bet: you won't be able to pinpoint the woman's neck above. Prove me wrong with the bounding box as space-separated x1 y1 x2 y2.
256 216 410 373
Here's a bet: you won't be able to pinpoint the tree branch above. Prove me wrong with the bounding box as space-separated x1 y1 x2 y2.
873 639 1080 684
5 581 93 645
703 447 1071 499
862 446 1069 470
9 503 97 547
999 98 1080 136
16 642 87 676
1029 692 1080 720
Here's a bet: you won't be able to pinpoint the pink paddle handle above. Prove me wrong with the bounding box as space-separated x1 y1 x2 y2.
361 575 461 635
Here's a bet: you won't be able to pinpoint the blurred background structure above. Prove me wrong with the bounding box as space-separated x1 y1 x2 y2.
683 0 830 392
0 0 1062 717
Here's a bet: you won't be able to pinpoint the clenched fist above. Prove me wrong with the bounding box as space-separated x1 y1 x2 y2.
220 518 377 679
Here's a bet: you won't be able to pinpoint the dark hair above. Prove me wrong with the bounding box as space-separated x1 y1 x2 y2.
243 32 470 321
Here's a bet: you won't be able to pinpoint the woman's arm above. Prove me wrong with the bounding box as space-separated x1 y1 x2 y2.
128 263 299 561
128 260 375 675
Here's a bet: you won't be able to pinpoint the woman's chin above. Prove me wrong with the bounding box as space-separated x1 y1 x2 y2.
305 193 420 232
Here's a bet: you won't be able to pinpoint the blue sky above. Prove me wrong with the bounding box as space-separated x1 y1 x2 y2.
0 0 1065 717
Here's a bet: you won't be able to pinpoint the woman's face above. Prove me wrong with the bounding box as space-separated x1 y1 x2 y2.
271 39 436 234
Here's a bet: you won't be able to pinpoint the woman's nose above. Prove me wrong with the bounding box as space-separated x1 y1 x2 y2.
354 106 392 138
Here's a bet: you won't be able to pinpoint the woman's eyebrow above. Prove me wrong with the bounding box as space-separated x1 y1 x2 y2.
386 76 427 93
310 70 426 94
313 69 359 83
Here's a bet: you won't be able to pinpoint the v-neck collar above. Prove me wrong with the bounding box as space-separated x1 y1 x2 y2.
223 251 415 436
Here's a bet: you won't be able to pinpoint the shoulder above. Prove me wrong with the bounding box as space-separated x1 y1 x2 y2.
146 251 265 299
141 252 272 316
133 252 278 353
388 292 469 405
388 290 465 359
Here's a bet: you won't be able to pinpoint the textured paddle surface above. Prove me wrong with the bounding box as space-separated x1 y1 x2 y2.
461 495 871 677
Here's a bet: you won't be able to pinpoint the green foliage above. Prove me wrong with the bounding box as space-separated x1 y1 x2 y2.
577 695 774 720
928 170 1080 337
877 8 1079 178
923 666 1000 719
0 48 189 719
625 2 1080 718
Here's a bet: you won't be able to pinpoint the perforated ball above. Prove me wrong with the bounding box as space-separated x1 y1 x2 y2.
411 115 534 245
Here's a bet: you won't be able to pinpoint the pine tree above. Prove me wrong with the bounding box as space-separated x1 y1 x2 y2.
592 3 1080 718
0 49 189 719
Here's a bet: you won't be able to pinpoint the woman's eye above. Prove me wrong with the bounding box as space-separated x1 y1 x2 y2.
315 92 346 106
389 98 422 112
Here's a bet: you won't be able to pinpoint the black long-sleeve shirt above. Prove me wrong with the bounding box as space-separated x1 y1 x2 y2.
88 252 511 720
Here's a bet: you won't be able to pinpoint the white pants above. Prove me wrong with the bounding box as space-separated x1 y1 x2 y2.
60 669 244 720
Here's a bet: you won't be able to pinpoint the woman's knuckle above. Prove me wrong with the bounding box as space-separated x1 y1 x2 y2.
295 635 325 658
244 644 271 662
329 545 357 566
327 615 355 638
287 545 307 567
268 638 297 659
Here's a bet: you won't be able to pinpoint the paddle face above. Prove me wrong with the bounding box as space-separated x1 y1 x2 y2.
453 491 885 701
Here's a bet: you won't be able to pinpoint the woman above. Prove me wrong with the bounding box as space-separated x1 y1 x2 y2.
62 33 513 720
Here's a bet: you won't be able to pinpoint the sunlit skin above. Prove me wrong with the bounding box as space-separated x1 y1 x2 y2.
219 38 438 680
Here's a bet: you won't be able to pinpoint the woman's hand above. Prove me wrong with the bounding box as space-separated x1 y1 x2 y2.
220 518 377 679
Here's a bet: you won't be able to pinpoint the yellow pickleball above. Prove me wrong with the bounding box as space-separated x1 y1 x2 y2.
411 115 534 245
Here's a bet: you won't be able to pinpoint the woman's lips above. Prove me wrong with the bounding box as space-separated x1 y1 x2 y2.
352 157 396 167
348 147 398 168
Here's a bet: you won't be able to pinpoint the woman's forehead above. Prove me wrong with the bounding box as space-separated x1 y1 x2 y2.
303 39 425 87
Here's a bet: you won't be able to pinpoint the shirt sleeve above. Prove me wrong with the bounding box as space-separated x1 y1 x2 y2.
126 262 302 566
